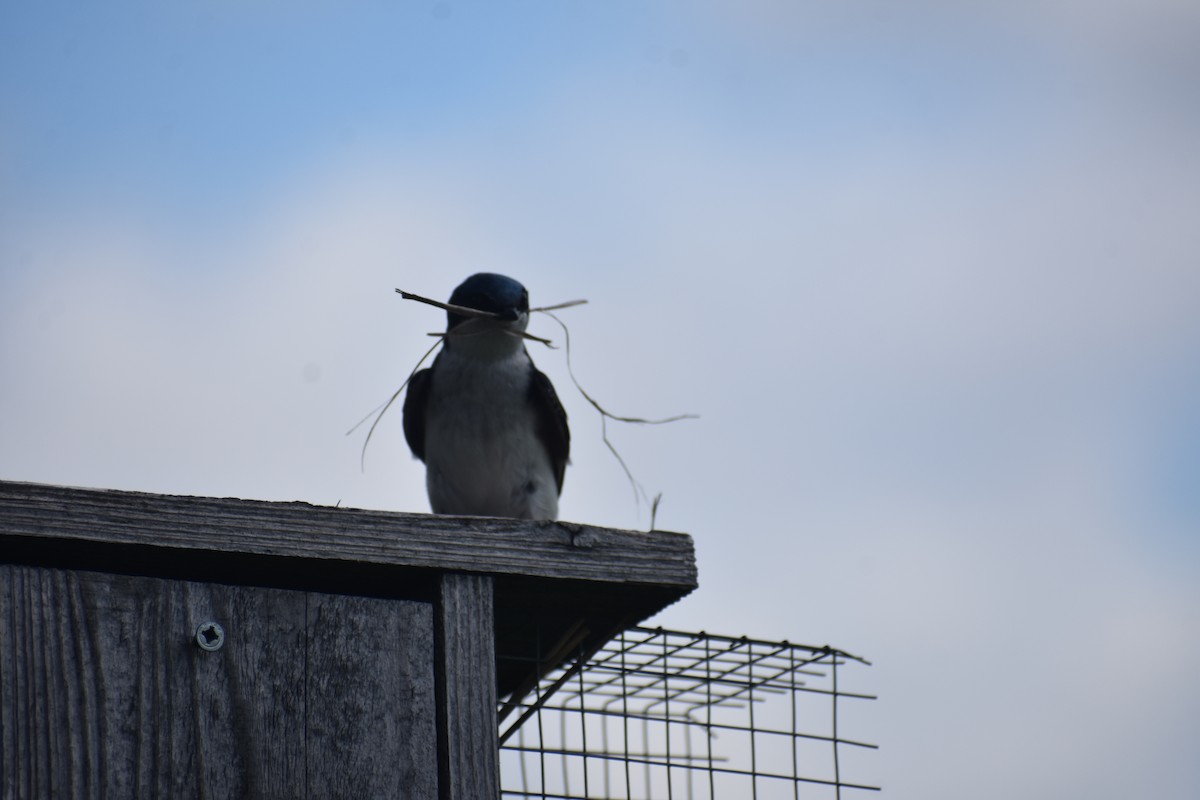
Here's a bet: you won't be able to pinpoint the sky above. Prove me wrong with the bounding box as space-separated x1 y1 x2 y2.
2 0 1199 797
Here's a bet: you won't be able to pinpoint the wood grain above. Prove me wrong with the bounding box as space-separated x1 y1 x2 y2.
0 565 438 799
436 574 499 800
0 480 696 589
306 591 438 800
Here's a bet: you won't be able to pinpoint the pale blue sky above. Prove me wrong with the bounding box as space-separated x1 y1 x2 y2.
3 2 1199 797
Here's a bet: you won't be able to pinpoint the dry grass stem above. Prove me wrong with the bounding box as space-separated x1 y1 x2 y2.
424 329 555 347
539 309 697 519
531 299 588 312
348 337 443 469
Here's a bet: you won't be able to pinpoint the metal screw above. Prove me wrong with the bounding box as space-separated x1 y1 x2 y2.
195 621 225 652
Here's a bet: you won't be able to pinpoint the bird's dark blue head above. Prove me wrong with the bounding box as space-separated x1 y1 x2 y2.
446 273 530 331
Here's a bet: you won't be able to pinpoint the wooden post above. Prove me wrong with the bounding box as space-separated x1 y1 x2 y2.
436 574 498 800
0 480 697 799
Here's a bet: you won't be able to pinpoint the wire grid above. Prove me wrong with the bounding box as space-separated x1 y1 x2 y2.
498 626 878 800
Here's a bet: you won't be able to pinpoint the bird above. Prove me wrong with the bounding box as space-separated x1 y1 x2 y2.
402 273 569 520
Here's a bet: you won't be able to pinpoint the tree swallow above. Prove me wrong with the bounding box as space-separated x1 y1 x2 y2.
402 273 570 520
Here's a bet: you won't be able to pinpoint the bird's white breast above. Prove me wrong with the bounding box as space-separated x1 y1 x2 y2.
423 345 559 520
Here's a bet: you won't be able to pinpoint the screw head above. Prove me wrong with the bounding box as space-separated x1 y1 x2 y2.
195 621 225 651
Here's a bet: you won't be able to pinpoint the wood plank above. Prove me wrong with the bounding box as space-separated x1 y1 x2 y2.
0 480 696 589
0 565 308 797
306 592 438 800
435 574 498 800
0 564 439 798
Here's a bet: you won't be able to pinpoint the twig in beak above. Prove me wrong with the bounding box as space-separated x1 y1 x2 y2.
396 288 501 319
400 287 558 346
353 288 581 467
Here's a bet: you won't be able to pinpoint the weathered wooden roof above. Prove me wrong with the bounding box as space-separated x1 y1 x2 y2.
0 480 698 697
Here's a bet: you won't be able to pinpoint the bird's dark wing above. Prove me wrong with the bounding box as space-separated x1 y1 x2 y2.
528 367 570 494
402 367 433 462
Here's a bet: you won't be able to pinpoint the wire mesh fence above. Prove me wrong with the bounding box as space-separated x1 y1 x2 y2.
497 626 878 799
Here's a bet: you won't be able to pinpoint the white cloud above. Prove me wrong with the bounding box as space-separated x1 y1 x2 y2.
2 5 1199 797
